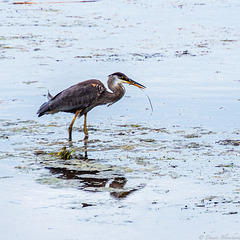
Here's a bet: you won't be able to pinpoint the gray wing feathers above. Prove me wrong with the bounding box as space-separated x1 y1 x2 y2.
37 80 105 117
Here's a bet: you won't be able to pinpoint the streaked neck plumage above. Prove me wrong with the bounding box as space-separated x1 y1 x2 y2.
103 75 126 106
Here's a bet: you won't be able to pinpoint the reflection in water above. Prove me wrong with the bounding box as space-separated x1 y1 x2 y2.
68 136 88 160
83 136 88 159
47 166 132 198
44 137 144 198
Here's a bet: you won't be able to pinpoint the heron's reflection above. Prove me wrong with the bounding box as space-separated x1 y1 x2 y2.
46 137 143 199
83 135 88 159
68 135 88 159
47 166 129 197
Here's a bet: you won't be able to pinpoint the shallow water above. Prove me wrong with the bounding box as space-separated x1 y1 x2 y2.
0 1 240 239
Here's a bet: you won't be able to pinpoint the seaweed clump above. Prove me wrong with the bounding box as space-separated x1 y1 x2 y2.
58 147 72 160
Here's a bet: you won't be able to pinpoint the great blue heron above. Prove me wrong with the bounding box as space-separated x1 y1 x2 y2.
37 72 145 141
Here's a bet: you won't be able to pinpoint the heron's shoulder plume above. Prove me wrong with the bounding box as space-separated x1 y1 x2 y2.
76 79 106 95
47 91 53 100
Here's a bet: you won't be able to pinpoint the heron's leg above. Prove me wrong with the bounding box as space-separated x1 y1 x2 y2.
83 113 88 136
68 110 81 141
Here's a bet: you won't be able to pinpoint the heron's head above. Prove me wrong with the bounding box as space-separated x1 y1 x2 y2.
109 72 146 89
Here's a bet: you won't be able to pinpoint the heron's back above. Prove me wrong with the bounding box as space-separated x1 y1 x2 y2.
37 79 106 117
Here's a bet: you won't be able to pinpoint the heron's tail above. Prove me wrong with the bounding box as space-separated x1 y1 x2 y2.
37 101 50 117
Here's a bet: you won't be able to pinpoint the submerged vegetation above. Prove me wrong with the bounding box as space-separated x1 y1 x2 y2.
1 117 240 205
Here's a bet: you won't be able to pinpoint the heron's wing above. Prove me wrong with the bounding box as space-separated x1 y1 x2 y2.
48 80 106 114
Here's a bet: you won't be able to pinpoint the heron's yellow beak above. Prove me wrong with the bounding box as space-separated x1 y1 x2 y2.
123 78 146 89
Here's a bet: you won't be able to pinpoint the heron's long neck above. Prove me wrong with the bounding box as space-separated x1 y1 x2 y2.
104 81 125 105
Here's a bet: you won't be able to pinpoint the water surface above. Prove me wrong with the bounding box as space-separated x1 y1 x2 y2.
0 1 240 239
